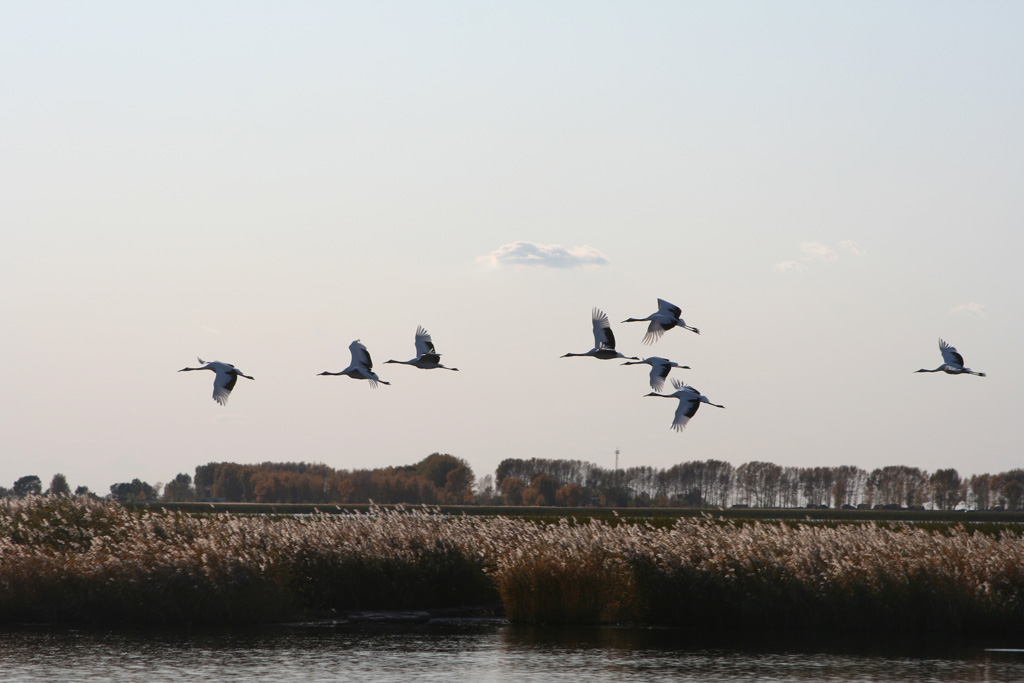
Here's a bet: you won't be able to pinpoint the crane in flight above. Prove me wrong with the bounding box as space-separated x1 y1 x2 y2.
561 308 639 361
318 340 391 387
178 358 254 406
622 356 690 392
645 379 723 432
385 326 459 371
915 339 986 377
623 298 699 345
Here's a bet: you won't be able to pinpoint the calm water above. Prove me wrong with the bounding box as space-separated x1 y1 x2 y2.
3 622 1024 682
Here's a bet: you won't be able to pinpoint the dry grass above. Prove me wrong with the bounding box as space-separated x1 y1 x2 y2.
3 496 1024 633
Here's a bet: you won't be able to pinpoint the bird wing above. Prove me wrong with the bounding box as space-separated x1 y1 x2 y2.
212 369 237 406
591 308 616 349
671 393 701 431
647 358 670 391
414 326 436 357
642 319 668 345
939 339 965 368
657 299 683 320
350 340 373 369
418 353 441 366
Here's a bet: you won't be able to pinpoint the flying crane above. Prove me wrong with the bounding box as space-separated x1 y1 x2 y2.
622 298 699 345
178 358 254 405
318 340 391 387
915 339 986 377
561 308 639 361
385 326 459 371
645 379 724 432
622 356 690 392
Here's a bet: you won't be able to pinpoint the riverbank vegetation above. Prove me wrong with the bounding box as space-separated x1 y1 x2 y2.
3 495 1024 634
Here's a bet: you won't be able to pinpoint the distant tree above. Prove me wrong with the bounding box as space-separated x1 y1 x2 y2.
623 466 661 501
903 467 930 508
474 475 496 504
866 466 929 508
832 466 867 508
969 474 992 510
930 469 963 510
737 461 783 508
163 473 195 502
210 464 248 502
522 473 559 506
500 477 526 505
109 479 157 502
333 474 355 503
799 467 835 508
677 488 703 507
74 485 92 497
701 460 735 507
998 472 1024 511
12 475 42 497
600 485 630 507
555 483 584 507
442 464 474 504
779 467 801 507
417 453 472 490
47 473 71 497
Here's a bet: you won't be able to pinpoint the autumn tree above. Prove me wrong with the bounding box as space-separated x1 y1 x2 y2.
109 479 157 502
555 483 584 507
522 473 560 506
500 476 525 505
48 473 71 497
163 473 195 502
12 475 42 497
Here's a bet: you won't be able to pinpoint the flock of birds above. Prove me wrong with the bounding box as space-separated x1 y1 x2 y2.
559 299 722 431
178 325 453 403
180 298 987 432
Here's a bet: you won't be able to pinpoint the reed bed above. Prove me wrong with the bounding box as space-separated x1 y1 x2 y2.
2 496 1024 634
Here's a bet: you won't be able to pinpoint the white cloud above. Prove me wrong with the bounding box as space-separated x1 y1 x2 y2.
477 241 610 268
774 261 806 274
840 240 866 256
800 241 838 262
951 302 987 317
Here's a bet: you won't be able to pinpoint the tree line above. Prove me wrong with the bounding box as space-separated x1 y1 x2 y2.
4 456 1023 511
162 453 474 505
489 458 1024 511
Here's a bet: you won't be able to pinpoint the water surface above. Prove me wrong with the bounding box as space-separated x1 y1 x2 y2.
4 623 1024 682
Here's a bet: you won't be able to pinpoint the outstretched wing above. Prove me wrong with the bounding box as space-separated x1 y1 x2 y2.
648 357 671 392
657 298 682 320
212 369 237 406
642 320 668 345
939 339 965 368
671 393 701 431
414 326 436 357
349 340 373 370
591 308 615 349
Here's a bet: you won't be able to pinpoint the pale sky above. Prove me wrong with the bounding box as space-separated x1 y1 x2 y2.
2 2 1021 495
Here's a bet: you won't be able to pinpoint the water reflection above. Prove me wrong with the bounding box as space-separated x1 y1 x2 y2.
2 623 1023 683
